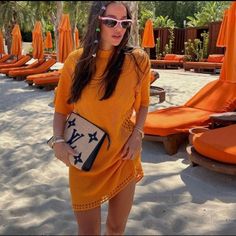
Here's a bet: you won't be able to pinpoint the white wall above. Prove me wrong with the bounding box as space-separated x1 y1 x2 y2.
22 42 32 55
2 41 32 55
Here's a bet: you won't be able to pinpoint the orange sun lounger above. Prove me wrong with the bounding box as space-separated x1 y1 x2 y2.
0 54 12 63
187 124 236 175
150 54 184 69
0 55 24 65
26 70 61 90
0 59 45 75
8 58 57 80
143 79 236 155
184 54 224 74
0 55 31 69
34 75 60 90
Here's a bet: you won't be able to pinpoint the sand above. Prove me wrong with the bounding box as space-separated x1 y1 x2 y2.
1 69 236 235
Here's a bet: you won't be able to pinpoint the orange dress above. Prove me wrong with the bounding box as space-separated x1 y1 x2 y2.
54 48 151 211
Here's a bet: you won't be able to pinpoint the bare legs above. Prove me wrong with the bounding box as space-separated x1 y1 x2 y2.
105 180 136 235
74 180 136 235
74 206 101 235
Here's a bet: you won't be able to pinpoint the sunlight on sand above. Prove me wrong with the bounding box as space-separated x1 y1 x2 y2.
1 70 236 235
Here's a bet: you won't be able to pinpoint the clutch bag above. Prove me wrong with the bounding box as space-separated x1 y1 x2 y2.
47 112 109 171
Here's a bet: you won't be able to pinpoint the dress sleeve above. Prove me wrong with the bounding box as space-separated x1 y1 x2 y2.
140 51 151 107
54 51 80 115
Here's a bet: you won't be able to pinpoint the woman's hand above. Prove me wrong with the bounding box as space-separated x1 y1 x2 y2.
121 130 142 160
53 142 77 167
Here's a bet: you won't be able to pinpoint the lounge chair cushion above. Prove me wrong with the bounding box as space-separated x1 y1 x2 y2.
144 106 212 136
164 54 176 60
193 124 236 164
143 79 236 137
0 55 31 69
185 80 236 113
0 54 12 63
172 55 184 62
26 70 61 81
8 58 56 77
34 76 59 85
207 54 224 63
3 59 45 75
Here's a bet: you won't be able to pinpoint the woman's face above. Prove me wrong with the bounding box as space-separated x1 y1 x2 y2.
99 3 131 50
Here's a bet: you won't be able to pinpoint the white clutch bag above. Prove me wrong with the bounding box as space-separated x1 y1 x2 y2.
47 112 109 171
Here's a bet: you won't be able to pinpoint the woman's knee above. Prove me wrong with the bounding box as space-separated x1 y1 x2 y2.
74 207 101 235
106 217 126 235
78 225 100 235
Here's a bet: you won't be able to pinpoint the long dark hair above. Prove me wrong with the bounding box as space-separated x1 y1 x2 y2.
68 1 144 104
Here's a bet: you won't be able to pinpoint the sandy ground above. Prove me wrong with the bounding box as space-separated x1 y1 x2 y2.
1 69 236 235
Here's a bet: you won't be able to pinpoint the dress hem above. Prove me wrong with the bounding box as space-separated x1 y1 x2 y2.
72 170 143 212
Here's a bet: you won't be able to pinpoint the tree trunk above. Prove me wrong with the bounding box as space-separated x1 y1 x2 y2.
5 24 13 54
5 11 17 54
126 1 139 47
55 1 63 60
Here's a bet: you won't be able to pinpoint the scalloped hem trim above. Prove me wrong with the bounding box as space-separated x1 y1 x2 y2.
72 170 143 212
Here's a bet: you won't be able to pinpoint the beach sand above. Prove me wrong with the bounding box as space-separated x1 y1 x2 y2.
1 69 236 235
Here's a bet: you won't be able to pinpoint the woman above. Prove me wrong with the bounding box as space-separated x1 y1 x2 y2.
52 1 151 235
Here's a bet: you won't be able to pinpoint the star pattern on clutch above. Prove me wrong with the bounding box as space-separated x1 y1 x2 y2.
73 152 83 165
88 131 98 143
67 118 76 128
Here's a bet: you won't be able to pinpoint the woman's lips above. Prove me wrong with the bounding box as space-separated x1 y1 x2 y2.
112 35 122 39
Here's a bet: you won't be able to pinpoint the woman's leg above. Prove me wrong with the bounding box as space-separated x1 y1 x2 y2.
105 180 136 235
74 206 101 235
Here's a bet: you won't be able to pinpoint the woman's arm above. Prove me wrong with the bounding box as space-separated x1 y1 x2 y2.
53 112 67 137
134 105 148 135
52 112 76 166
121 49 151 160
121 106 148 160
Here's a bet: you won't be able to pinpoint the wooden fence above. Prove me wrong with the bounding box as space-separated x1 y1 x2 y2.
149 21 225 59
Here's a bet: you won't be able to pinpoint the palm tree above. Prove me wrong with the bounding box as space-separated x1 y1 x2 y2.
186 1 230 27
63 1 90 48
0 1 34 53
153 16 176 29
126 1 140 47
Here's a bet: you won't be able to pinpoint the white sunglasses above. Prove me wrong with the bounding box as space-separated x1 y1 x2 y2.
99 16 132 29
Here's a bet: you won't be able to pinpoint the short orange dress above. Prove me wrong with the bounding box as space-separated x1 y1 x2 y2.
54 48 151 211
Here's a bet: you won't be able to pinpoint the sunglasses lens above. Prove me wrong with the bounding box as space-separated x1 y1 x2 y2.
103 19 117 28
101 18 132 29
121 21 132 29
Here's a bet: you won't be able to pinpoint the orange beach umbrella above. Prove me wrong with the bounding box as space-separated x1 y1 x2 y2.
44 31 53 49
219 2 236 83
141 19 155 48
216 9 228 47
58 14 73 63
0 30 5 55
32 21 44 59
10 24 22 57
74 27 80 49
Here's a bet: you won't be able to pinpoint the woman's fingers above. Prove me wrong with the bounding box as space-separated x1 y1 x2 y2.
54 143 74 167
122 147 136 160
66 145 77 156
121 144 129 158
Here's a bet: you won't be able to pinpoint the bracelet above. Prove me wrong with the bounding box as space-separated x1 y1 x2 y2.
134 126 144 139
53 135 64 139
52 138 65 148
